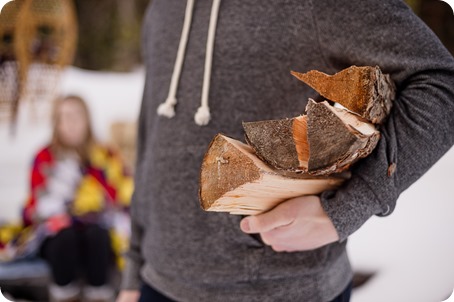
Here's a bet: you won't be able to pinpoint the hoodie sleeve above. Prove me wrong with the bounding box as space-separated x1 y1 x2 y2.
310 0 454 241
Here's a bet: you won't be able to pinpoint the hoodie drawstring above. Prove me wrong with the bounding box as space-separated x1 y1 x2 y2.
157 0 195 119
157 0 221 126
194 0 221 126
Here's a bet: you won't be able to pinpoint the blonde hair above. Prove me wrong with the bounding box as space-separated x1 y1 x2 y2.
50 95 96 164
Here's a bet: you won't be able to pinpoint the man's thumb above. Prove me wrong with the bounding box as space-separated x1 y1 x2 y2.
240 207 293 234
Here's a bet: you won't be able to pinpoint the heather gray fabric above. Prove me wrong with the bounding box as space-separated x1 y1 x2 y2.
121 0 454 301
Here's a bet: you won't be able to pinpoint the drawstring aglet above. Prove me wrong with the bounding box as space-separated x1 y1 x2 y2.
157 97 177 118
194 106 211 126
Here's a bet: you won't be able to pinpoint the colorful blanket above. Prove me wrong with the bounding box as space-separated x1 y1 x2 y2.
0 144 133 269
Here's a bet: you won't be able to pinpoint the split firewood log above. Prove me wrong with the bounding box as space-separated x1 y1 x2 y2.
291 66 395 124
199 65 396 215
243 100 381 176
199 134 346 215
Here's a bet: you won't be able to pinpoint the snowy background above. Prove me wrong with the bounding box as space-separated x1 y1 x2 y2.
0 67 453 302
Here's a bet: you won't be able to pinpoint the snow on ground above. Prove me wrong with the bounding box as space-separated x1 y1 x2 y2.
1 66 454 301
349 148 454 302
0 1 9 11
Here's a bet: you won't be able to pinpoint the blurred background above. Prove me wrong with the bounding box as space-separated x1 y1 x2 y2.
0 0 453 301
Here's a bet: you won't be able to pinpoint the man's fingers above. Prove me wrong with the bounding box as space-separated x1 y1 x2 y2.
260 227 291 246
240 205 294 234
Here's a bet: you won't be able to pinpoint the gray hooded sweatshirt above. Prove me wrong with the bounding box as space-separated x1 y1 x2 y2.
121 0 454 301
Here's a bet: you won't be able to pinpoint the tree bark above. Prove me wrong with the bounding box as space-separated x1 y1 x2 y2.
243 100 380 176
291 66 395 124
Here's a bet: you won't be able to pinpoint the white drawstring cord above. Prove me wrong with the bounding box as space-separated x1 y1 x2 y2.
195 0 221 126
157 0 195 118
158 0 221 126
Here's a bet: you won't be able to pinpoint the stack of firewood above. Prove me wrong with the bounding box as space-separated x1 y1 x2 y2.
199 66 396 215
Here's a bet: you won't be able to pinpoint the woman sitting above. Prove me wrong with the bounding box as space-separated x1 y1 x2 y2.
22 95 133 302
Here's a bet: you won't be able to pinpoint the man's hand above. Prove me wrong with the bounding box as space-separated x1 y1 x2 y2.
116 290 140 302
240 195 339 252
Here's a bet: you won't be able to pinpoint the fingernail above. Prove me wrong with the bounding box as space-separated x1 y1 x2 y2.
241 218 250 233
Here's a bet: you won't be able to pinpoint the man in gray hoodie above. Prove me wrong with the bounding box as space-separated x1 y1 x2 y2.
117 0 454 301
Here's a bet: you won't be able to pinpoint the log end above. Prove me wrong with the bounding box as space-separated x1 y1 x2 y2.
243 119 300 171
199 134 261 211
304 100 380 175
306 100 358 171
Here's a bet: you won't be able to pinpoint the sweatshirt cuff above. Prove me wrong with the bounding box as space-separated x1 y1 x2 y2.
320 175 383 242
120 256 143 290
